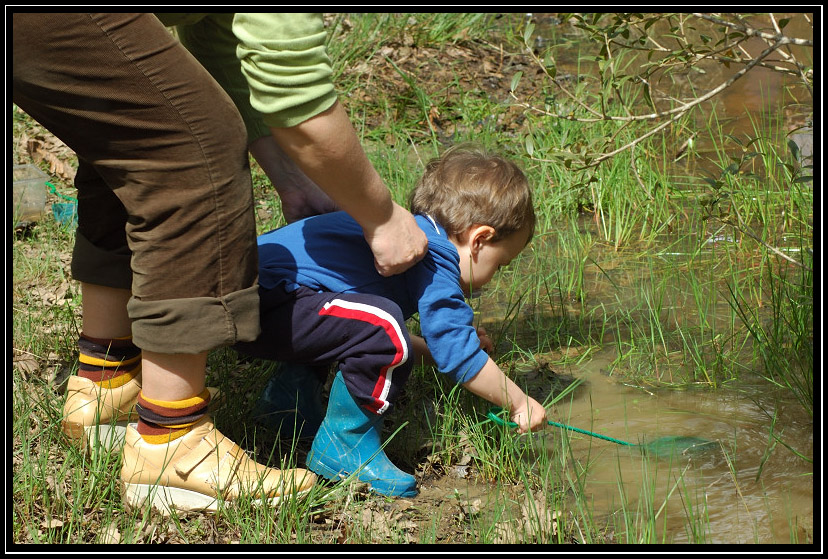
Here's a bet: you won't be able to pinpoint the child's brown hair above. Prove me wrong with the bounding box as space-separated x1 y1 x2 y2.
409 143 535 243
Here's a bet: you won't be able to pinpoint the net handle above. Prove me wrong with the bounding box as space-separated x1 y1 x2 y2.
486 406 636 446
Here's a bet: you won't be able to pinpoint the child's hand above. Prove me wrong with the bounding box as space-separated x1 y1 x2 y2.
477 326 494 354
510 396 547 434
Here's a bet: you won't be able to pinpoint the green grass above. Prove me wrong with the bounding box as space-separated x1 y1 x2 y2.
11 12 812 545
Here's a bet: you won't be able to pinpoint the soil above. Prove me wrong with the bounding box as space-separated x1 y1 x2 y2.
335 22 545 149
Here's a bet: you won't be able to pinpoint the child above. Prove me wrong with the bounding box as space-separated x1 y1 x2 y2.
235 144 547 497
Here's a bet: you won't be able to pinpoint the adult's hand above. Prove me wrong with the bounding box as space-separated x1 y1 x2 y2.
363 201 428 277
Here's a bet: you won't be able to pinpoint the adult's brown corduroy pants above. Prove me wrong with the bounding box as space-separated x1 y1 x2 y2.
12 13 261 353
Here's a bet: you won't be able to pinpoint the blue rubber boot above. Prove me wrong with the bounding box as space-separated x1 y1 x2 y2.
252 363 326 440
307 371 418 497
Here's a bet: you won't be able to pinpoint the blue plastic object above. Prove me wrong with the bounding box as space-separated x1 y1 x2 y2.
307 371 417 497
52 202 77 227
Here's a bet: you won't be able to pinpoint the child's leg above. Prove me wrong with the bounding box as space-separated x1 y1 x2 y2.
236 286 418 497
308 370 418 497
236 286 414 414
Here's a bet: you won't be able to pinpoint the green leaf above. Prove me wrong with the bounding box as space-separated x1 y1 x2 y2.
510 71 523 93
725 134 744 147
523 22 535 45
524 134 535 157
544 54 557 79
642 81 655 110
787 138 801 160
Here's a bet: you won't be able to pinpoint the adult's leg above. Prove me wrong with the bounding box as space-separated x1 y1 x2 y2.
12 13 314 511
13 13 261 361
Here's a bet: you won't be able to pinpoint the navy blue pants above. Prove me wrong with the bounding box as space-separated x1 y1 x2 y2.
235 286 413 415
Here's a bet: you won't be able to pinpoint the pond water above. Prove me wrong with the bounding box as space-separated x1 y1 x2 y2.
471 14 814 544
477 230 814 543
546 349 813 544
526 12 814 173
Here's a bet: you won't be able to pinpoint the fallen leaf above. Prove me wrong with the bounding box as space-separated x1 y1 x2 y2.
459 498 482 516
26 138 75 181
452 464 471 478
13 353 39 377
101 523 122 544
41 518 64 530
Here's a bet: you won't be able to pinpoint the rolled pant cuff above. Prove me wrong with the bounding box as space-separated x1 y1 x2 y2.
71 231 133 290
127 285 261 354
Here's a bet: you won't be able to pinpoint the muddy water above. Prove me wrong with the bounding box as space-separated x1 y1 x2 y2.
475 225 815 544
475 223 814 543
481 17 814 543
546 348 813 544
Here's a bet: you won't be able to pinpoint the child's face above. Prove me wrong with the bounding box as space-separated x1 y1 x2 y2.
456 225 531 296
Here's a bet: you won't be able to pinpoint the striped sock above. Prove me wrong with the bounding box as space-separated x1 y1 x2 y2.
134 389 211 444
77 334 141 389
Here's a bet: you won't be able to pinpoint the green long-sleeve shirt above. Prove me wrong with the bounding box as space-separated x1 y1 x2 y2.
156 13 338 142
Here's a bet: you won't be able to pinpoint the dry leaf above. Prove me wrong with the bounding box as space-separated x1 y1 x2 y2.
451 464 471 478
41 518 64 530
26 138 75 181
101 523 122 544
459 498 482 517
13 353 39 377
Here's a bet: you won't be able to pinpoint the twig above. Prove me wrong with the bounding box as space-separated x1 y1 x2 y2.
574 37 786 169
584 112 678 167
692 12 814 47
712 215 812 272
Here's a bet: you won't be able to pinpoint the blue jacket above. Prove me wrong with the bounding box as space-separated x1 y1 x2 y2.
256 212 489 384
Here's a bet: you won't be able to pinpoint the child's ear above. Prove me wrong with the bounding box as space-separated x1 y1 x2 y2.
470 225 496 254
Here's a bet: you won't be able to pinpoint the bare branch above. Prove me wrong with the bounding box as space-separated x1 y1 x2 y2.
693 12 814 46
512 13 812 170
515 36 787 124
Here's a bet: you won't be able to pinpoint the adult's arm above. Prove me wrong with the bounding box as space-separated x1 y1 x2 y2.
234 13 427 275
247 135 339 223
269 101 427 276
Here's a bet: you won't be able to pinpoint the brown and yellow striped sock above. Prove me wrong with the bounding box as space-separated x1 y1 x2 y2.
134 389 211 444
77 333 141 388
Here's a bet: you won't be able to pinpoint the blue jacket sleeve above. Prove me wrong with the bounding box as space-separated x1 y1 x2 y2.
408 251 490 385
